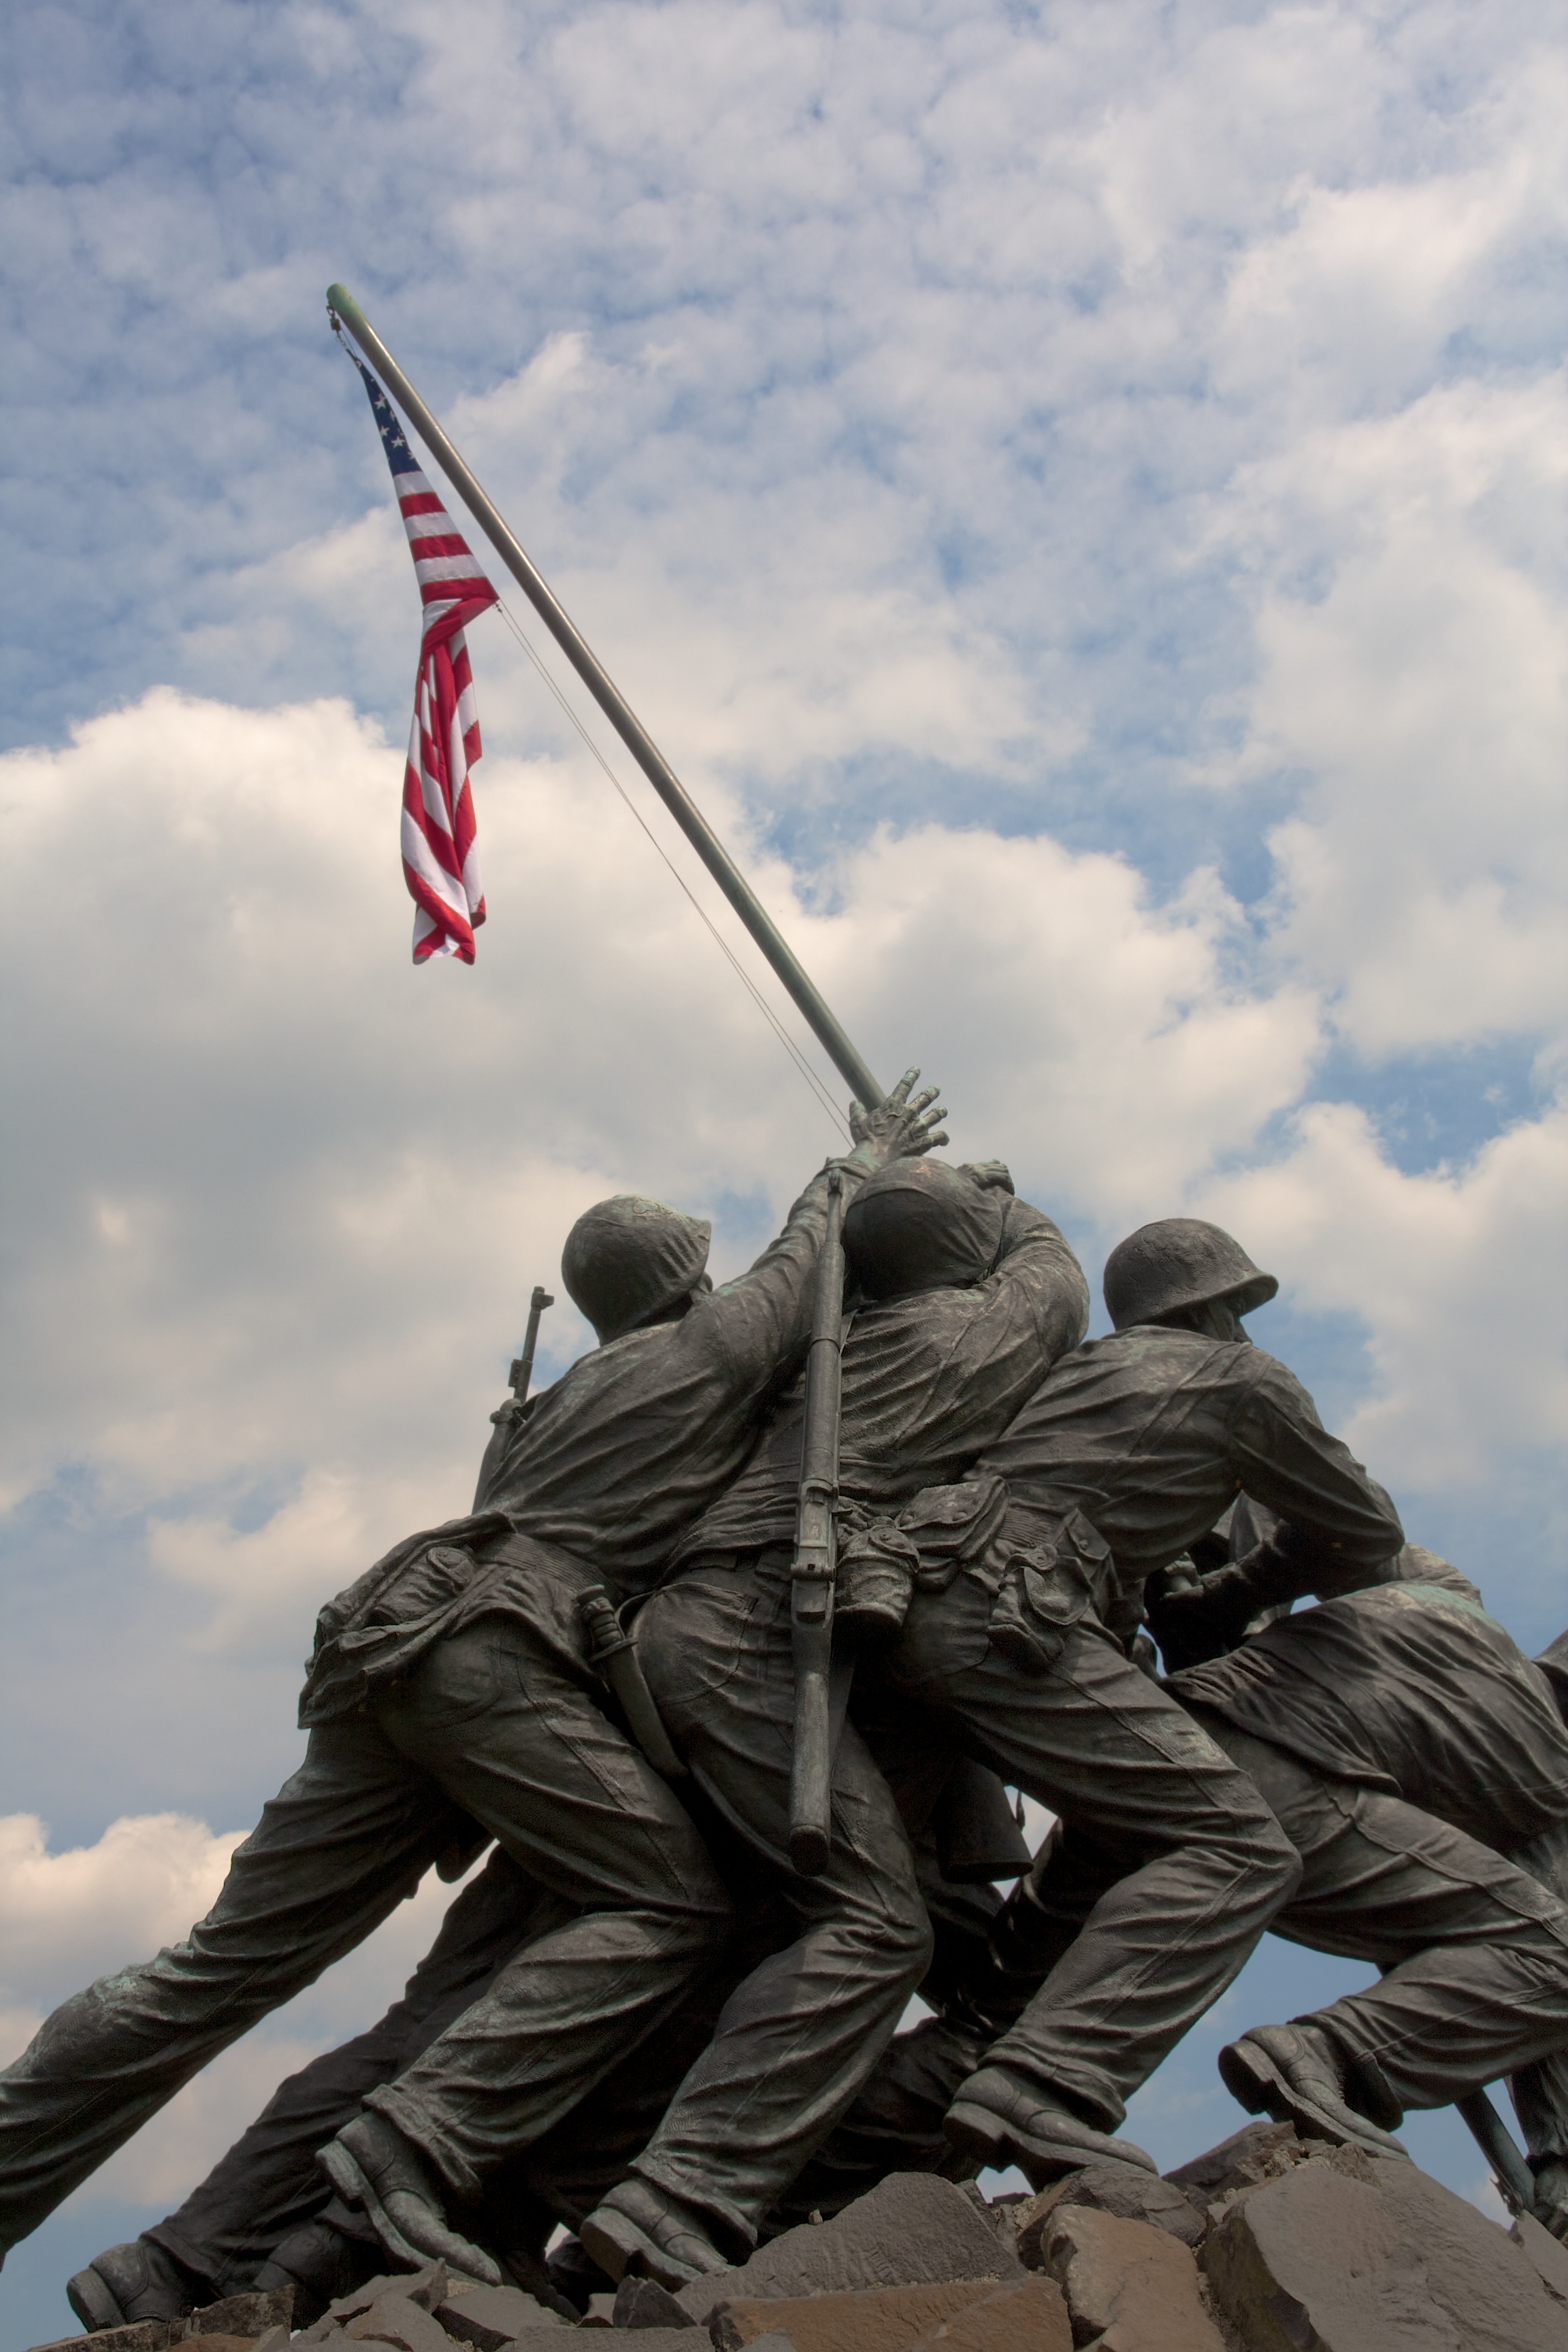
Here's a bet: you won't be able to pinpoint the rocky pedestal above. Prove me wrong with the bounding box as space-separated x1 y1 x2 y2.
29 2141 1568 2352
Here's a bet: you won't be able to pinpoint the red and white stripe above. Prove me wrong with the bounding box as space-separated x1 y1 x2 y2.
394 462 497 963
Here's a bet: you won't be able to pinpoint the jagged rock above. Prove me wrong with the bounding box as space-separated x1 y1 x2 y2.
1045 2205 1227 2351
436 2283 563 2343
1013 2163 1205 2259
28 2287 296 2352
610 2275 697 2328
1510 2210 1568 2306
182 2295 296 2342
1363 2153 1567 2347
1204 2151 1564 2351
345 2292 455 2352
298 2271 452 2347
675 2174 1022 2321
902 2275 1073 2349
1164 2122 1301 2206
708 2280 1007 2350
29 2325 172 2352
169 2337 261 2352
493 2336 591 2351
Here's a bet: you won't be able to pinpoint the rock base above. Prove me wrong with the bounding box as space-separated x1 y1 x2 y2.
29 2142 1568 2352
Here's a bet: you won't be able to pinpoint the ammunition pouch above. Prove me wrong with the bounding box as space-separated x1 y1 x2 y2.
982 1509 1115 1676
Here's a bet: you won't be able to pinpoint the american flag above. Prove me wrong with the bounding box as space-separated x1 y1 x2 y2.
353 357 499 963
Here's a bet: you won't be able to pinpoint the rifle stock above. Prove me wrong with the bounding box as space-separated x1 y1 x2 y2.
789 1171 847 1876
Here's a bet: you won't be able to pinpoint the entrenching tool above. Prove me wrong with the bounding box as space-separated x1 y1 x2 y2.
788 1169 848 1876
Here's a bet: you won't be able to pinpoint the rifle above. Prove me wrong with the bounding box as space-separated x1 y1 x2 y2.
789 1170 848 1877
1456 2087 1536 2217
472 1284 554 1511
510 1284 556 1403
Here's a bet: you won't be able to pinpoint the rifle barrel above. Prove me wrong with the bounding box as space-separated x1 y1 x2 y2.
1455 2088 1535 2215
327 282 885 1111
510 1284 555 1402
789 1173 847 1876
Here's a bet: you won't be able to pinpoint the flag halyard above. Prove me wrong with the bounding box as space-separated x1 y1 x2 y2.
351 355 498 963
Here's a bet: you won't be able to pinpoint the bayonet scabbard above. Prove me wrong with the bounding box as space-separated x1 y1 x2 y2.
578 1585 688 1782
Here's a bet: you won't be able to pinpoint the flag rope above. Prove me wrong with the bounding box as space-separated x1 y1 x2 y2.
331 316 858 1134
485 594 853 1142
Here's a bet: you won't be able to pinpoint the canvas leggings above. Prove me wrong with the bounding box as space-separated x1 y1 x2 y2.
0 1613 729 2253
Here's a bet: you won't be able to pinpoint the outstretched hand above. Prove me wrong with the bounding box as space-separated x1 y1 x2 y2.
849 1067 949 1161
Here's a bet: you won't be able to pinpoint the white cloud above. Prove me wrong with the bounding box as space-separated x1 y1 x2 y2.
0 1814 244 2021
0 686 1325 1635
0 1810 488 2215
5 665 1561 1671
1200 1098 1568 1531
1203 378 1567 1055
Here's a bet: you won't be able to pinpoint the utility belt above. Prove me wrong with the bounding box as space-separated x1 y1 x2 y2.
683 1476 1117 1677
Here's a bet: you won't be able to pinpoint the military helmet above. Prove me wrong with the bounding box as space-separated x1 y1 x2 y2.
1103 1217 1277 1332
562 1195 712 1345
844 1160 1009 1301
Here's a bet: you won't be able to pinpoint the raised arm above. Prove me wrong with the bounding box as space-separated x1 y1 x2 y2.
701 1070 950 1392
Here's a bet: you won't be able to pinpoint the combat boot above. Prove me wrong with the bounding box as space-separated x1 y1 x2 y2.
318 2110 501 2286
252 2215 381 2328
67 2239 214 2332
1218 2021 1410 2158
944 2063 1158 2188
578 2179 730 2292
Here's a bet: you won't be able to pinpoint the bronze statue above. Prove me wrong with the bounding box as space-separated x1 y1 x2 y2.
0 1080 945 2300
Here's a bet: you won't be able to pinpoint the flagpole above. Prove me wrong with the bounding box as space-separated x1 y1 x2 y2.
327 282 886 1111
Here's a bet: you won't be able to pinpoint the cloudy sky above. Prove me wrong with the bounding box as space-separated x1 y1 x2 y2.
1 0 1563 2337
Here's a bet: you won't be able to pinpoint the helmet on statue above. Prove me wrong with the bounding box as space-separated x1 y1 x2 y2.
844 1160 1010 1301
1103 1218 1277 1333
562 1196 713 1345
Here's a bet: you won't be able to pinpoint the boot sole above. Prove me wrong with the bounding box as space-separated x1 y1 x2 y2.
578 2204 713 2296
943 2097 1013 2169
67 2270 131 2333
1218 2039 1408 2159
945 2096 1156 2187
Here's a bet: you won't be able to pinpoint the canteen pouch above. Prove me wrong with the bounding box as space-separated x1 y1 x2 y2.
836 1473 1011 1643
985 1509 1115 1676
835 1521 921 1642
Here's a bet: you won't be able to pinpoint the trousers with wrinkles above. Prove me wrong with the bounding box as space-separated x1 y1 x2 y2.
883 1575 1302 2132
624 1554 934 2249
0 1614 728 2252
1188 1711 1568 2119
